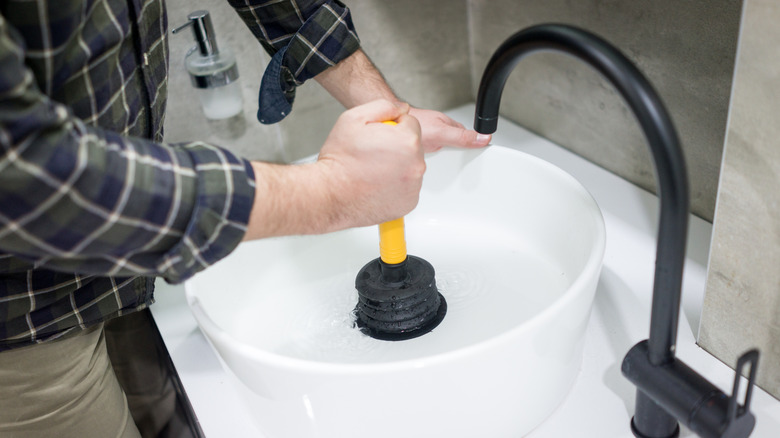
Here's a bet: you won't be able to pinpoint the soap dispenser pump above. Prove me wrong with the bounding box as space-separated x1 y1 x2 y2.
173 10 245 137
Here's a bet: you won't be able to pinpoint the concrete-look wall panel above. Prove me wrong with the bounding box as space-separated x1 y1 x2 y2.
468 0 743 221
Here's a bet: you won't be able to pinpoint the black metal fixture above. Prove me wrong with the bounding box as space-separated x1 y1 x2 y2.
473 24 760 438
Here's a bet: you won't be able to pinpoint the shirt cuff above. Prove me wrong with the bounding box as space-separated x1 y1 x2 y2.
161 143 255 283
255 1 361 124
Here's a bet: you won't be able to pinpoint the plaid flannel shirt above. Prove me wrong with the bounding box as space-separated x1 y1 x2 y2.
227 0 360 123
0 0 360 352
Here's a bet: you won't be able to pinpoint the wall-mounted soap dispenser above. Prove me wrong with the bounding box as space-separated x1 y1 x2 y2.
173 10 245 138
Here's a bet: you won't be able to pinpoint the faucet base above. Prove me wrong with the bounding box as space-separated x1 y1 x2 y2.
623 340 758 438
631 417 679 438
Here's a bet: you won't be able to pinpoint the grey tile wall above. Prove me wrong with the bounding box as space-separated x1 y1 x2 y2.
467 0 743 221
699 0 780 400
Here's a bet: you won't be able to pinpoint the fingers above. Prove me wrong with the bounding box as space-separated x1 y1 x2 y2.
374 109 424 164
440 126 492 149
406 107 491 152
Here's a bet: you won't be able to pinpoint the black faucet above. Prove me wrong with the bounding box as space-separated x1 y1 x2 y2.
473 24 760 438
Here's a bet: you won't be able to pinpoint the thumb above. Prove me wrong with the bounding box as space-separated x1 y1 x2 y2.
353 99 410 124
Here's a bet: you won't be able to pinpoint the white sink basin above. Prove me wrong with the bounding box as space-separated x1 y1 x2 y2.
185 145 606 438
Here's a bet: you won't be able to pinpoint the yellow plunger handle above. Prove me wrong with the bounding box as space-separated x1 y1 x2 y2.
379 217 407 264
378 120 408 265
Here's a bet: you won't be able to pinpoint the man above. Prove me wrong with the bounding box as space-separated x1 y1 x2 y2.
0 1 490 436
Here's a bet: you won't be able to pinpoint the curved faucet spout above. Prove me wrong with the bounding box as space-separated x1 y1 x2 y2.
475 23 689 366
474 24 758 438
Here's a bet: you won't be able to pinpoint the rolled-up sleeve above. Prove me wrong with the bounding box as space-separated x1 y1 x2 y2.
0 15 255 284
227 0 361 123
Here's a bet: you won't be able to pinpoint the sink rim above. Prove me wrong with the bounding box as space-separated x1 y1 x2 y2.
185 144 606 374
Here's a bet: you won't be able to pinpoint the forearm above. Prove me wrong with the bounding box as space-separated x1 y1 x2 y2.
243 161 336 239
314 49 399 108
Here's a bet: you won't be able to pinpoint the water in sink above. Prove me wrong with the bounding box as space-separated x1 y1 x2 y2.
228 219 570 364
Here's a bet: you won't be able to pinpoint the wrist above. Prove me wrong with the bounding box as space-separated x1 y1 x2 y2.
243 161 344 241
316 49 399 108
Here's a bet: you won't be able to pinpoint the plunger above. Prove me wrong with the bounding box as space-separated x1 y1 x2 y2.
354 122 447 341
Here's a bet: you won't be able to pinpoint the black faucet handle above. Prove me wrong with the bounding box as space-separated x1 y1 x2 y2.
623 341 760 438
722 349 760 438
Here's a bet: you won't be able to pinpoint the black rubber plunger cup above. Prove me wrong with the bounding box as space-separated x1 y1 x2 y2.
354 217 447 341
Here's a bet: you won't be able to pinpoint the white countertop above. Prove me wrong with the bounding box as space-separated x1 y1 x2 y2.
151 105 780 437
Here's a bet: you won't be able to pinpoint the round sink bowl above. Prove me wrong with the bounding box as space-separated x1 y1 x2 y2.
185 145 606 438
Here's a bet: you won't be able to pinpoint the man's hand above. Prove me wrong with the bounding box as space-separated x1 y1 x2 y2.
242 100 424 241
409 107 492 152
317 99 424 227
315 50 491 152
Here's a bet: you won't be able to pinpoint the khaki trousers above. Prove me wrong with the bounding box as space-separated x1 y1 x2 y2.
0 324 142 438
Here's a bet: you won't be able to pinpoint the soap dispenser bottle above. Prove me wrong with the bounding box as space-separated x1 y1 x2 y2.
173 10 245 137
